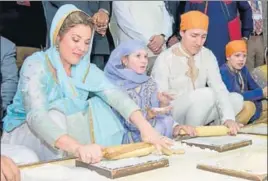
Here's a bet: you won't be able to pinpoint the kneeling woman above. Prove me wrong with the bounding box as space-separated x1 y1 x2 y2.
220 40 267 124
1 5 172 163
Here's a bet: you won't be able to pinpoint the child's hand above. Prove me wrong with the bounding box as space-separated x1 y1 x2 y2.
151 106 172 115
157 92 175 107
173 125 197 137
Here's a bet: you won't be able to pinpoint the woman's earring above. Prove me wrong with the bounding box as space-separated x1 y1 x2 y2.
56 43 59 51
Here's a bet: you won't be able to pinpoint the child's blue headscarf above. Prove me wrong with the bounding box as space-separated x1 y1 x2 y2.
104 40 150 89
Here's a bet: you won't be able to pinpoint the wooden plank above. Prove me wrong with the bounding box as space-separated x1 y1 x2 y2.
19 157 76 169
197 164 267 181
239 123 267 136
76 158 169 179
182 138 252 152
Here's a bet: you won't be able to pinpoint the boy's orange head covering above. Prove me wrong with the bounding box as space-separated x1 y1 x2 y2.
225 40 247 58
180 11 209 31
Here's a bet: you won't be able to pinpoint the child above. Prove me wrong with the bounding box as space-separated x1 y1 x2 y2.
220 40 267 124
104 40 196 143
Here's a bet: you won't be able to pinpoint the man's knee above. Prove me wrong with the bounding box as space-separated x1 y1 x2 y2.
229 93 244 115
192 88 216 107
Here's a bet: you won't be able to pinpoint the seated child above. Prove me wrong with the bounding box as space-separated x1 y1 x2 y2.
104 40 196 143
220 40 267 124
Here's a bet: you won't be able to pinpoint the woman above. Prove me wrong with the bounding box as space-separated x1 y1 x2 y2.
220 40 267 124
2 5 172 163
105 40 197 142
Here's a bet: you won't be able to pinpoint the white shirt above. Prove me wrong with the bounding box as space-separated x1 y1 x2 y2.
112 1 173 49
152 43 236 122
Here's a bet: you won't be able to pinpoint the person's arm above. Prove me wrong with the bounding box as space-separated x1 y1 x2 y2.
21 59 69 148
112 1 152 44
206 51 236 123
151 52 170 93
219 67 235 93
162 5 173 41
1 37 18 110
237 1 253 39
242 67 264 101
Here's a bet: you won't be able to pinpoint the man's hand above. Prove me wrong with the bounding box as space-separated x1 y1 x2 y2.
148 35 165 55
92 10 109 36
223 120 244 135
1 155 20 181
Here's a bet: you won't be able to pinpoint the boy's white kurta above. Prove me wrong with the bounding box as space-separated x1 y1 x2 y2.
152 43 243 126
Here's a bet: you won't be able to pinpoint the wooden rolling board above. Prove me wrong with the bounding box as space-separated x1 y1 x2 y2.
196 150 267 181
76 156 169 179
238 123 267 136
181 136 252 152
197 164 267 181
19 157 76 169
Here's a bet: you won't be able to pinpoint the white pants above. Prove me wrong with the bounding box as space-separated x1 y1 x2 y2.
1 110 67 161
172 88 244 126
1 144 39 165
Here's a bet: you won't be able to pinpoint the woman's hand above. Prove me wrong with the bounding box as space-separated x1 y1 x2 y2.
74 144 103 164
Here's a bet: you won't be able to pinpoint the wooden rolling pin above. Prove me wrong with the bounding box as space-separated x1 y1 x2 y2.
179 126 229 137
103 142 184 160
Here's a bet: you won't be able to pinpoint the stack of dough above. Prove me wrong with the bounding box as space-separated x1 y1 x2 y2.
179 126 229 137
103 142 184 160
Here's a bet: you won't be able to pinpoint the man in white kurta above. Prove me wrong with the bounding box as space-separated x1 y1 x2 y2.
112 1 173 74
152 11 244 134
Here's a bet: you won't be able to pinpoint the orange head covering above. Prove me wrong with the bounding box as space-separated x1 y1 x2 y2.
225 40 247 58
180 11 209 31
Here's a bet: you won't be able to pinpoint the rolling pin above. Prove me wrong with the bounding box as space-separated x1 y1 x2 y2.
179 126 229 137
103 142 184 160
